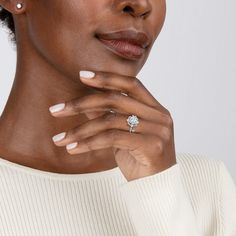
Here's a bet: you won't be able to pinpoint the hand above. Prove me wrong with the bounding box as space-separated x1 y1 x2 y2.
49 70 177 181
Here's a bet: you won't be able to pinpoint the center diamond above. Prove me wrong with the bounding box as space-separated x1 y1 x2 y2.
127 115 139 127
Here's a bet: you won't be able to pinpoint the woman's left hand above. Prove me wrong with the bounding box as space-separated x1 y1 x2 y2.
50 70 177 181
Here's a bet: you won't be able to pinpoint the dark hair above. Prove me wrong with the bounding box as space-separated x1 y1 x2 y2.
0 6 16 43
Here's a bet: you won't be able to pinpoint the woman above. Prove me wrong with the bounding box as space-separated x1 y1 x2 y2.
0 0 235 235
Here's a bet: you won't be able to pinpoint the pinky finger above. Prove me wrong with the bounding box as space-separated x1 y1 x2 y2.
66 129 145 155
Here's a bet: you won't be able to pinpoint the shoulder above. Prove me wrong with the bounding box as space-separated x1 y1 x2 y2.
175 152 230 196
176 152 236 234
175 152 235 201
176 152 227 178
176 151 225 178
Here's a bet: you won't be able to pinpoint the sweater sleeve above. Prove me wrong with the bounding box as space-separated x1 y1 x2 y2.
118 163 201 236
218 162 236 236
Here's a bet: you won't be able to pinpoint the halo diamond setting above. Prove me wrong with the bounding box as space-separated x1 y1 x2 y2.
127 115 139 133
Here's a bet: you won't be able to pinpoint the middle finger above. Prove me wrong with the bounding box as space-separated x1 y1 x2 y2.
50 91 168 123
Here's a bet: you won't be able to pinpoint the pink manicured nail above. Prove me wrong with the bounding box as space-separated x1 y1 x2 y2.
49 103 65 113
79 71 95 79
52 132 66 142
66 142 78 150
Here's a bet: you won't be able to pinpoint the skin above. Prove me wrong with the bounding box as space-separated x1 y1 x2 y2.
0 0 176 180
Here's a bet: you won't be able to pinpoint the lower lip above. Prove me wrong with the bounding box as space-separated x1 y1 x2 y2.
97 38 145 60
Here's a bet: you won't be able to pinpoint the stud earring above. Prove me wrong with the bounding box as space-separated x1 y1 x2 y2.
16 3 23 9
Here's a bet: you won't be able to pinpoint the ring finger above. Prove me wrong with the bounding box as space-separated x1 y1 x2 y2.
52 112 167 147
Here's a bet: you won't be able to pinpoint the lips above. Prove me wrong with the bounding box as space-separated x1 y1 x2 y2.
95 30 151 60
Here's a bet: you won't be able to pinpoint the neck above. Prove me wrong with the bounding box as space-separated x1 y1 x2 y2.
0 42 117 174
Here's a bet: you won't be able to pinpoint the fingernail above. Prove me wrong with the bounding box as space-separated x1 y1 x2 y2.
66 142 78 150
79 71 95 79
49 103 65 113
52 132 66 142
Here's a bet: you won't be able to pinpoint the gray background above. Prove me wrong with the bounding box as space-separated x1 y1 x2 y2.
0 0 235 182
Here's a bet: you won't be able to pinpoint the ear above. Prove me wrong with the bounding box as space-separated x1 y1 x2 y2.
0 0 26 15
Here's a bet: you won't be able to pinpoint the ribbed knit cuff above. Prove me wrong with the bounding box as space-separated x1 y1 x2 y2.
118 164 200 236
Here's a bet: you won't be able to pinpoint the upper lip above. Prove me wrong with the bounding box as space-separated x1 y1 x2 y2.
95 29 151 49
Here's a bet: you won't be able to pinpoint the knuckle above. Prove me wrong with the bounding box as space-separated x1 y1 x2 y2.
130 77 143 90
164 108 171 115
160 126 172 142
104 111 117 121
67 128 76 137
106 91 122 103
83 137 94 152
154 139 164 154
164 113 174 127
97 73 110 88
103 112 117 127
68 99 80 112
99 71 110 80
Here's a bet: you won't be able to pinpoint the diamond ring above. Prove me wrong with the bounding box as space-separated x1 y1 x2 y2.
126 115 139 133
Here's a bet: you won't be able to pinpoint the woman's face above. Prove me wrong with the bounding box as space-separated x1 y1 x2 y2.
24 0 166 78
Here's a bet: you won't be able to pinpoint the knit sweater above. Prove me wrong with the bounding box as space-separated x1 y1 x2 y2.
0 152 235 236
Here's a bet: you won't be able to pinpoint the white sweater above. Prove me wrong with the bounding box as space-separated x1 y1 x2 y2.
0 152 235 236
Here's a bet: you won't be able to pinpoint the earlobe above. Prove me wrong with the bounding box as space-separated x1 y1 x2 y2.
0 1 25 14
13 1 26 14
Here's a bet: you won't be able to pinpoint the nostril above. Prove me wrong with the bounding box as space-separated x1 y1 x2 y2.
123 6 134 13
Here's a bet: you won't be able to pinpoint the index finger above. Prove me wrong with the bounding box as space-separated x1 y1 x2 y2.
79 70 167 113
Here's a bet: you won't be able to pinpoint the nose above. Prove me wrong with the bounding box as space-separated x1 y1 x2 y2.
114 0 152 19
